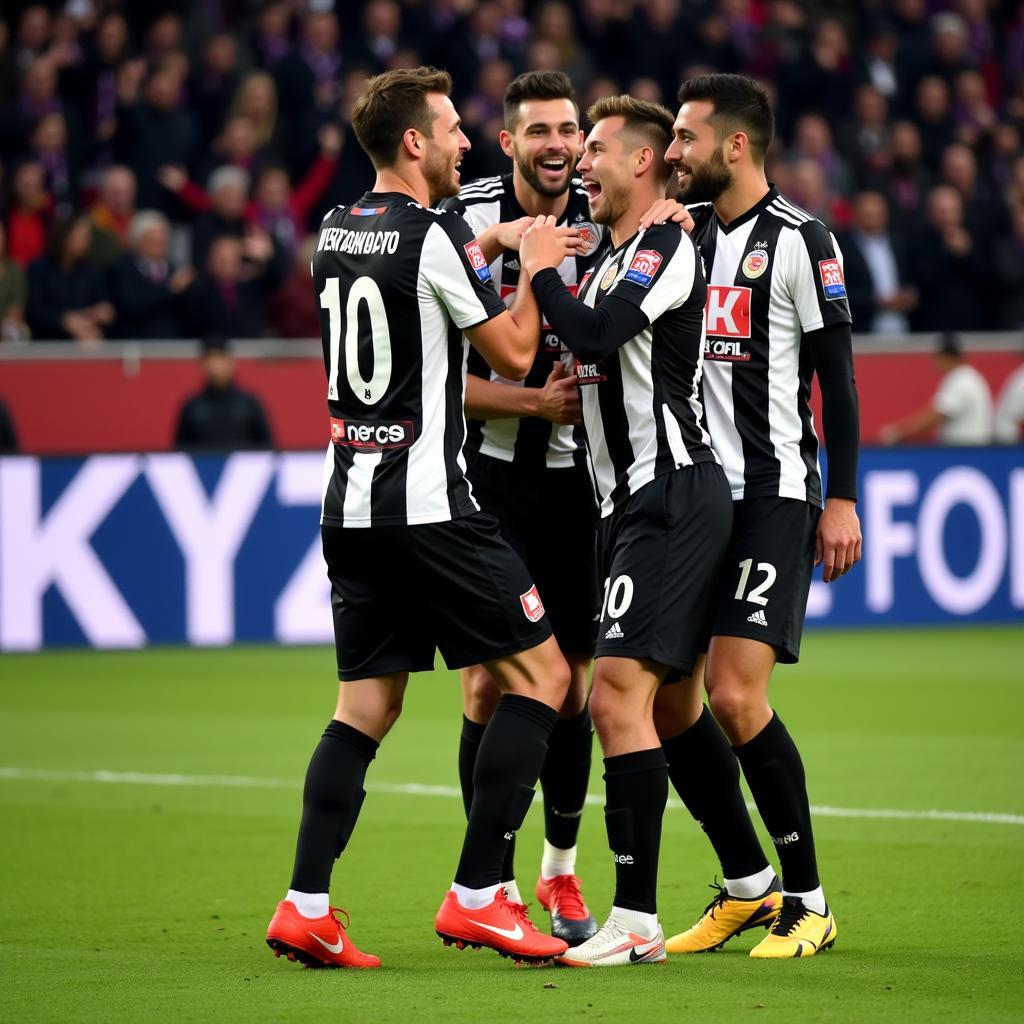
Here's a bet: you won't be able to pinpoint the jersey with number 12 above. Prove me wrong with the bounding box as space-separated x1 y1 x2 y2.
313 192 506 528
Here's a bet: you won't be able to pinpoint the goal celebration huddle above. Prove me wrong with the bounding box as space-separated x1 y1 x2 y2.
265 64 862 970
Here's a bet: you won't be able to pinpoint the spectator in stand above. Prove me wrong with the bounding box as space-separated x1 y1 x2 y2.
994 205 1024 330
779 18 855 131
952 68 996 150
5 159 51 266
184 231 280 340
108 210 194 340
790 113 854 198
267 235 320 339
185 165 249 269
347 1 406 74
909 186 990 331
87 164 136 269
858 23 903 103
1007 155 1024 210
941 142 1006 239
534 2 593 90
274 10 341 120
880 333 993 445
79 12 131 167
0 220 29 341
914 76 956 165
228 72 284 159
174 332 273 451
993 353 1024 443
28 111 75 218
0 57 62 161
885 120 933 214
197 114 263 183
788 159 851 229
249 2 294 73
924 12 977 85
26 214 113 342
837 191 916 334
0 398 17 452
189 33 240 150
840 84 890 188
116 61 197 211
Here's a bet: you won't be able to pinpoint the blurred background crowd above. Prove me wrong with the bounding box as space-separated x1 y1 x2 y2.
2 0 1024 348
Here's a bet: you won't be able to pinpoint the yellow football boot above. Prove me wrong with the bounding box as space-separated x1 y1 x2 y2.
665 879 782 954
749 896 837 958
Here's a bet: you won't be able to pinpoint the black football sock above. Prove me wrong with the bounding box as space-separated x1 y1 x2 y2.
289 719 379 894
454 693 557 889
734 713 819 893
539 706 593 851
661 705 770 879
459 715 516 883
603 748 668 915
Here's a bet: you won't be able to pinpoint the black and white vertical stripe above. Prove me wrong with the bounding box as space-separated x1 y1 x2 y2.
692 187 852 507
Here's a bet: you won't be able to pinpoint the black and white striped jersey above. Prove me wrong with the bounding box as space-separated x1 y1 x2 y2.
690 186 852 507
313 192 506 528
575 222 716 518
440 173 600 470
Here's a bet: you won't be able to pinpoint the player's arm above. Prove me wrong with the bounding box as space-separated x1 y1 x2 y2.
464 363 580 424
464 264 544 381
878 404 944 444
805 322 863 582
787 223 863 582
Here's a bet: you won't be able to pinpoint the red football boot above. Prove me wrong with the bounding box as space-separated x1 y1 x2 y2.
266 901 381 968
435 888 568 964
535 873 599 946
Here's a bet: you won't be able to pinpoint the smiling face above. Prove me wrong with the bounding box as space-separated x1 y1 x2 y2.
575 116 636 226
504 97 581 199
420 92 470 203
665 100 734 205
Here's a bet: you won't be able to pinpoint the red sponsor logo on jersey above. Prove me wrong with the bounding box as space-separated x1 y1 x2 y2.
624 249 663 287
520 584 546 622
818 258 847 300
330 418 415 449
705 285 752 340
464 239 492 281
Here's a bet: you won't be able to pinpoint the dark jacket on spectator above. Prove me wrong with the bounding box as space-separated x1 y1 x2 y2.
174 384 273 450
107 254 185 339
116 101 198 210
993 236 1024 329
25 256 106 339
183 271 277 340
908 228 992 331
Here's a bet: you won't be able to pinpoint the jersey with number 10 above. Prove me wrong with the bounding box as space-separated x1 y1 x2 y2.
313 192 506 528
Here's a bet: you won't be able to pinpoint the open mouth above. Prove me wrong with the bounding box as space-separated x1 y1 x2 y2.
676 166 692 186
582 178 602 202
537 156 569 179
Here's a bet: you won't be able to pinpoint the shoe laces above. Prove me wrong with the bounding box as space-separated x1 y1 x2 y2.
769 896 809 937
508 899 534 929
547 874 588 919
328 906 351 932
700 878 729 920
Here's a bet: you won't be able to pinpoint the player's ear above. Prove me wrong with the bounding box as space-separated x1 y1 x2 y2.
498 128 514 158
727 130 747 164
401 127 422 160
635 145 654 178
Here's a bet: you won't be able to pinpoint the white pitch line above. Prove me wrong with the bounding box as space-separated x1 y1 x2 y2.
1 766 1022 827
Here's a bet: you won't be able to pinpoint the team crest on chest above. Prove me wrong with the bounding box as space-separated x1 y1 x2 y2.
600 263 620 291
742 248 769 279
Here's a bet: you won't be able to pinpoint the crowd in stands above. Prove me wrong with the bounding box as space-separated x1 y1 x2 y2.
2 0 1024 346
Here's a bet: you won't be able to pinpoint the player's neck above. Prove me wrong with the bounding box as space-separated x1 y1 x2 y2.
512 172 569 219
713 167 771 227
370 168 430 207
609 186 661 248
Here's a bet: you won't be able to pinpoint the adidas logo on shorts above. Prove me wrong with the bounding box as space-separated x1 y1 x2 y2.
747 609 768 627
604 622 624 640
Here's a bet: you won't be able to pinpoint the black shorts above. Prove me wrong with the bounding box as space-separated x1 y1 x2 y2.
709 496 821 664
467 453 599 657
594 463 732 677
322 513 553 681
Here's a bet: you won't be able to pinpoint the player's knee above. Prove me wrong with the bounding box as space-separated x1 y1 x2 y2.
464 668 501 721
707 683 750 734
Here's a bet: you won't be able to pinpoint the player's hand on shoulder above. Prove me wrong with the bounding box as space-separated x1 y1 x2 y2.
815 497 862 583
639 198 694 234
521 215 576 275
537 360 581 425
485 216 536 253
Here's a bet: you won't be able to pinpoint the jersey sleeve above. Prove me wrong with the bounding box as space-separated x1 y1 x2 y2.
933 370 970 418
421 214 506 330
783 221 853 333
604 223 697 322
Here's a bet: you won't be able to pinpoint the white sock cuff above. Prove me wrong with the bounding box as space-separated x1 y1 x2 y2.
502 880 523 904
540 839 577 879
610 905 660 939
285 889 329 919
784 886 827 916
723 865 777 900
450 881 502 910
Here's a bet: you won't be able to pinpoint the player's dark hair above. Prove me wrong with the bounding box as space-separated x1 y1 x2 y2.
351 66 453 169
937 331 963 360
586 94 675 180
503 71 578 132
677 73 775 163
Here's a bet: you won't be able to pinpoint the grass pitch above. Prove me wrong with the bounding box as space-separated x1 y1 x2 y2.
1 627 1022 1023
